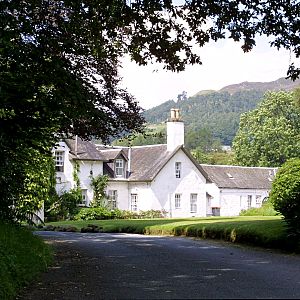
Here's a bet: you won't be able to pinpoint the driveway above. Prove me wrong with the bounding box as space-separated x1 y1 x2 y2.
18 232 300 299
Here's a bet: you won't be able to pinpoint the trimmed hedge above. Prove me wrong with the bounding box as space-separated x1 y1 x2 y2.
74 207 166 220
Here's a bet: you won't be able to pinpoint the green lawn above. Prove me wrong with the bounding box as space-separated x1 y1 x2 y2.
46 216 295 251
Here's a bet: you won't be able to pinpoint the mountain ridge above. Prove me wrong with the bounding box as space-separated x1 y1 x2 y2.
144 77 300 146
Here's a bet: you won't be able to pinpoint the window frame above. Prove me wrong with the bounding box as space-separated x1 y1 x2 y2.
175 193 181 209
108 190 118 209
175 162 181 178
55 151 64 172
131 193 138 211
78 189 87 207
247 195 252 209
190 193 197 213
115 158 124 177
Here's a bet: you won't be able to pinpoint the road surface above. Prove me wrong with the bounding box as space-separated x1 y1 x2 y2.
18 231 300 299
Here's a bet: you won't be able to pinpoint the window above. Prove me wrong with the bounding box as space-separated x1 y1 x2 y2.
190 194 197 213
256 195 262 206
55 151 64 172
175 194 181 209
79 189 87 207
131 194 138 211
108 190 118 209
247 195 252 209
175 162 181 178
115 158 124 177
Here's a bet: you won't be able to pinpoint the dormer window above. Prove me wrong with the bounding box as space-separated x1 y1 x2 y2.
55 151 64 172
115 158 124 177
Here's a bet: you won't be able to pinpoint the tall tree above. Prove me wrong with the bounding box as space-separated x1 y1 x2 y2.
2 0 300 221
232 91 300 167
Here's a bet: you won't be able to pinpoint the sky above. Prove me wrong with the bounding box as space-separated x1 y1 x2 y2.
119 36 294 110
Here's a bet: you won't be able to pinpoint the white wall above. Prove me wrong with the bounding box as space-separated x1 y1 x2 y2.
106 149 207 217
151 149 207 217
53 141 104 205
205 183 270 217
54 141 74 194
78 160 103 206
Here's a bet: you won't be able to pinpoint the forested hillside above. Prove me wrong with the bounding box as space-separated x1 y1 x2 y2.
144 77 300 145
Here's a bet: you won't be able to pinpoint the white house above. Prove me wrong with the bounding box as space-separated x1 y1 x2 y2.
52 109 276 218
201 164 277 216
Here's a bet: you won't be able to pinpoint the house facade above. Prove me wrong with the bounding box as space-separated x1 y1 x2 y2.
201 164 277 216
52 109 210 217
52 109 276 219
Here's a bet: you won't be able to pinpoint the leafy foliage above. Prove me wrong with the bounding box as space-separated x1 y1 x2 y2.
239 200 278 216
0 223 52 299
90 175 109 208
233 91 300 167
270 159 300 239
145 90 266 145
75 208 166 221
2 0 300 221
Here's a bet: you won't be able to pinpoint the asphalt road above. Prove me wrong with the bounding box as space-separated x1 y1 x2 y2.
19 232 300 299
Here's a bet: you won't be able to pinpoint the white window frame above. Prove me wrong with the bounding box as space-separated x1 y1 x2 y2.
247 195 252 209
108 190 118 210
79 189 87 207
175 162 181 178
175 194 181 209
190 193 197 213
55 151 64 172
256 195 262 206
115 158 124 177
131 194 138 211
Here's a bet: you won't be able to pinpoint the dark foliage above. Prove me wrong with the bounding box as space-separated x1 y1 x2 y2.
2 0 300 221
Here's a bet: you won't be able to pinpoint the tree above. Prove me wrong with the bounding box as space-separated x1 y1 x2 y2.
2 1 300 221
270 158 300 241
232 91 300 167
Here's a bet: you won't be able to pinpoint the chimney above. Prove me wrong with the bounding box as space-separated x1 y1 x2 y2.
167 108 184 152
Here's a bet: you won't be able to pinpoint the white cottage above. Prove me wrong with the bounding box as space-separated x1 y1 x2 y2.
53 109 210 217
201 164 277 216
52 109 276 218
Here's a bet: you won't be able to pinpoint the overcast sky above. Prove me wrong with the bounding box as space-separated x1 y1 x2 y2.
119 36 293 110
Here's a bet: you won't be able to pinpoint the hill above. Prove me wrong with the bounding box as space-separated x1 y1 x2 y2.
144 77 300 145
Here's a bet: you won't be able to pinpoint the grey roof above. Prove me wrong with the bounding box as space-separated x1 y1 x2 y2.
65 138 106 161
101 144 209 182
200 164 277 189
100 149 128 161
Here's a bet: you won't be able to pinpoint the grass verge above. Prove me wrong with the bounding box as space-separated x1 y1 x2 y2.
0 222 52 300
46 216 297 251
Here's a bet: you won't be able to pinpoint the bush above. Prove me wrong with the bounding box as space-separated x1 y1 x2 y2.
239 200 278 216
46 188 82 221
75 207 114 220
74 208 167 220
270 158 300 239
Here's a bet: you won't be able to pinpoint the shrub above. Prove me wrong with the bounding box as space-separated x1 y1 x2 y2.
74 208 167 220
75 207 113 220
239 200 278 216
46 188 82 221
270 158 300 239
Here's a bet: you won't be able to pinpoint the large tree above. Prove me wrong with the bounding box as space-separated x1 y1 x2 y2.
232 91 300 167
2 0 300 221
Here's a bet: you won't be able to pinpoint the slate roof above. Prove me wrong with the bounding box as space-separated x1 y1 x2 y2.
200 164 277 189
65 138 106 161
100 149 128 161
100 144 209 182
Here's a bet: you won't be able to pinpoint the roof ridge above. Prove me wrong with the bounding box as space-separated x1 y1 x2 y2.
200 164 277 169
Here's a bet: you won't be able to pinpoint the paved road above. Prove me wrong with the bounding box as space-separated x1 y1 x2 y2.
19 232 300 299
